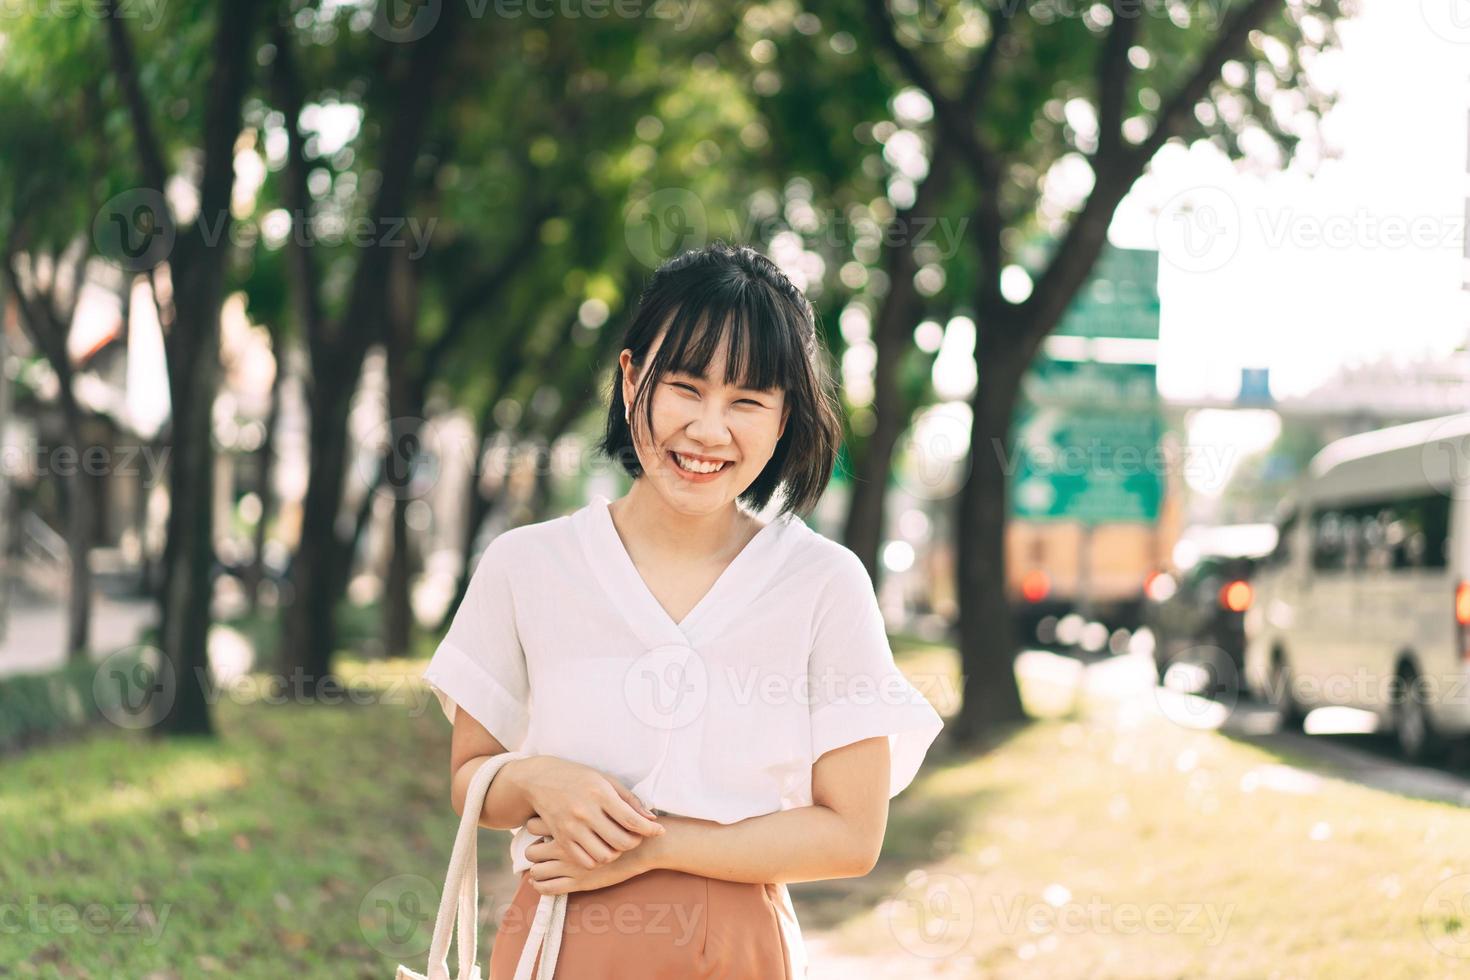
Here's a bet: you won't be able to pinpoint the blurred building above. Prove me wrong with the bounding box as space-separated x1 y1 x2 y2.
1 264 162 604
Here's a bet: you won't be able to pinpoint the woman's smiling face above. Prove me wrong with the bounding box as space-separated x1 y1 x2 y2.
620 327 789 514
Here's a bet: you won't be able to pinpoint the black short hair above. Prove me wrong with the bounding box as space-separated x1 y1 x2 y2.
595 241 844 519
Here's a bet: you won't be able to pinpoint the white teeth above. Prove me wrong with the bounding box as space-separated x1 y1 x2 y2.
673 452 726 474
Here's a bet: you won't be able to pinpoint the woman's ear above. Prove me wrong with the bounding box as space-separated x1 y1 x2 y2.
777 402 790 442
619 349 637 414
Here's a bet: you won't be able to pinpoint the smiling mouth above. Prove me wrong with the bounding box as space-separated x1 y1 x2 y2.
669 450 732 475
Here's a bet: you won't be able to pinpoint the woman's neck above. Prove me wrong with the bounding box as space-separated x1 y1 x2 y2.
610 480 760 564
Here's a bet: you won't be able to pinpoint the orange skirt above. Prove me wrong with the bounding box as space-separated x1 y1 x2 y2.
487 867 798 979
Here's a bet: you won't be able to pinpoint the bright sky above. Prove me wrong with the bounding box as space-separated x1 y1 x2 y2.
1109 0 1469 403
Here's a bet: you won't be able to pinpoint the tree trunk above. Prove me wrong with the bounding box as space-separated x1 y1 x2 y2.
279 363 360 696
385 494 412 657
382 247 421 659
382 411 420 660
246 325 285 615
59 402 96 662
951 326 1028 742
439 477 500 635
840 148 957 583
155 257 227 737
840 247 920 584
527 442 555 521
104 0 260 737
273 12 457 684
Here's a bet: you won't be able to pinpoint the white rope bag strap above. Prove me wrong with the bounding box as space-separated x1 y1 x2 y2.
396 751 551 980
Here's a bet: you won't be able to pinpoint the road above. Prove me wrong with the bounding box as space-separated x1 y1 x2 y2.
1031 644 1470 808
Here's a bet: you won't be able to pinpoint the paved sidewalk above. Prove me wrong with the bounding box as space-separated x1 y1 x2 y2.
0 588 158 678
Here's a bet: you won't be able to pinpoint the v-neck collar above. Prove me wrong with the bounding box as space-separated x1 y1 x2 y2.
579 492 797 648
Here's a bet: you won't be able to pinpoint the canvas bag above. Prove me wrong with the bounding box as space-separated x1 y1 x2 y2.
397 752 568 980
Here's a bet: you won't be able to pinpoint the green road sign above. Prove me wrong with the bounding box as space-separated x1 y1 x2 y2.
1010 403 1164 522
1009 246 1163 523
1053 247 1161 340
1020 356 1159 411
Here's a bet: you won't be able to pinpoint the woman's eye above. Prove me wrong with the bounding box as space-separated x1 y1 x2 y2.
668 381 763 406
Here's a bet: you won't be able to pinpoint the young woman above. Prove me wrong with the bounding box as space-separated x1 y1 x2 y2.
423 242 945 978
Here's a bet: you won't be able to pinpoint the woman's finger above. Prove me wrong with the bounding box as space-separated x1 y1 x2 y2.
606 785 664 837
571 829 616 867
565 838 598 869
588 811 643 853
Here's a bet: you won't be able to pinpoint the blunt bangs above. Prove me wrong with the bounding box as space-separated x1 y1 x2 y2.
652 290 804 397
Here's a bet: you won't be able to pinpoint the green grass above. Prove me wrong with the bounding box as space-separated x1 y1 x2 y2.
4 647 1470 977
0 658 472 979
793 657 1470 979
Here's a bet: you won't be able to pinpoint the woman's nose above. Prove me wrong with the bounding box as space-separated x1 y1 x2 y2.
685 398 732 445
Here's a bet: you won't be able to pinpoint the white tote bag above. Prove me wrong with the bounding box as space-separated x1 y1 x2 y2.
397 752 568 980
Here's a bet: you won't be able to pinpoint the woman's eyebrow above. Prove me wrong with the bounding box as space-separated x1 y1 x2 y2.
670 369 775 395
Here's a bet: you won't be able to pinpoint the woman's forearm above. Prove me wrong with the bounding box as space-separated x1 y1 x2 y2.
453 753 541 830
634 806 876 885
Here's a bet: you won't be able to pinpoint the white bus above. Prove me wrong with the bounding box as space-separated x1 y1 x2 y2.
1243 412 1470 762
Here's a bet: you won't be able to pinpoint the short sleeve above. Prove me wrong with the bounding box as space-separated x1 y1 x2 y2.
422 533 530 751
807 551 945 799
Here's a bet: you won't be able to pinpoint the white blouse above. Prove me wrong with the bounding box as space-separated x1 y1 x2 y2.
422 493 945 966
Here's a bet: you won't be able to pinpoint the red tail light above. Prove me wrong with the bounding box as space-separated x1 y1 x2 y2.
1456 581 1470 663
1021 569 1050 603
1219 579 1252 613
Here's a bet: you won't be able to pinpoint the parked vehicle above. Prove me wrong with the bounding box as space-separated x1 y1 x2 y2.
1144 523 1277 685
1243 412 1470 763
1009 521 1167 653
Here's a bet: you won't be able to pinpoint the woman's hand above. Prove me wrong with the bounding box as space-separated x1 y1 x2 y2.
523 814 655 895
517 756 664 869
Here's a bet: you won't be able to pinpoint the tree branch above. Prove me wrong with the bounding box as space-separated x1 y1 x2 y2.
3 246 74 390
862 0 1002 184
338 7 462 360
60 238 90 329
961 6 1011 111
1128 0 1282 169
422 198 556 384
102 2 168 195
190 0 259 251
269 18 328 358
1096 10 1140 162
1019 0 1284 348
